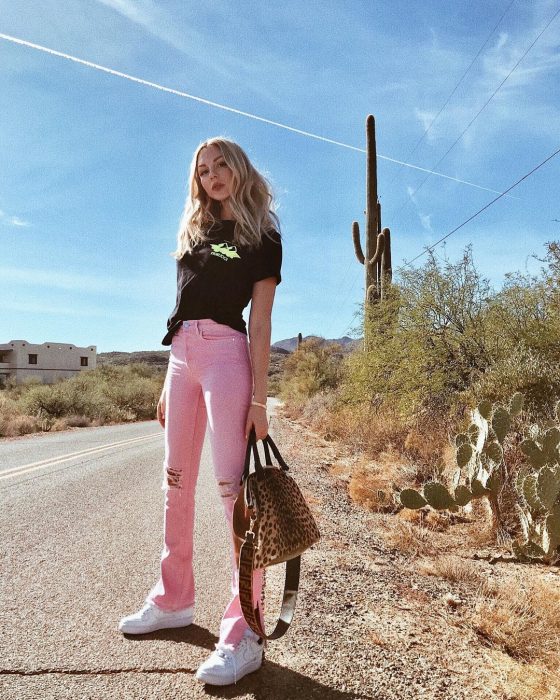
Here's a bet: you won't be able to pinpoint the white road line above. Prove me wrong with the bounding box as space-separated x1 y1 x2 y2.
0 432 162 481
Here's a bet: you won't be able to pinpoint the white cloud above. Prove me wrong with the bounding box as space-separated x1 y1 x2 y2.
495 31 509 53
420 213 433 233
414 108 438 138
406 186 418 206
94 0 287 107
9 216 30 227
413 5 560 150
0 210 31 228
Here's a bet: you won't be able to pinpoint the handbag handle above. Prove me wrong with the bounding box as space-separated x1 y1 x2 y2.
239 426 289 486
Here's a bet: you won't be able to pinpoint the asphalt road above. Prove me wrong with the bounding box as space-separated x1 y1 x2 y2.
0 399 289 699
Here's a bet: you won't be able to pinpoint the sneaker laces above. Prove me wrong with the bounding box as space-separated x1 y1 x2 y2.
138 603 156 619
214 643 238 684
215 636 260 685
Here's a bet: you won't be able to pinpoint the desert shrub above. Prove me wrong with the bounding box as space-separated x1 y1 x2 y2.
278 338 343 410
0 392 21 417
459 343 560 420
0 414 39 437
65 414 93 427
6 362 164 431
337 246 498 425
319 242 560 471
101 374 160 420
299 389 339 436
19 383 74 418
470 579 560 669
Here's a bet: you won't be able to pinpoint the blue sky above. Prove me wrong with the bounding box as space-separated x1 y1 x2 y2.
1 0 559 352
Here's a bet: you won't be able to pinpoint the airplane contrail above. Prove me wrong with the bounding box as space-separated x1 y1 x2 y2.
0 31 514 198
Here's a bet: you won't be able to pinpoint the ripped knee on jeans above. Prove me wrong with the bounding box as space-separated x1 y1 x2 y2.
218 479 239 499
165 466 183 489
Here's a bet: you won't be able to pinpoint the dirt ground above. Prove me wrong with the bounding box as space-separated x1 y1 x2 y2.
267 408 560 700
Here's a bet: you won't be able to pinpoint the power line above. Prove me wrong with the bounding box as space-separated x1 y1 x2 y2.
388 0 516 190
397 144 560 270
0 31 512 198
330 143 560 339
388 4 560 223
326 265 364 340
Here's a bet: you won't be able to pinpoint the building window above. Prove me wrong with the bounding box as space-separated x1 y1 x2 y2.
80 356 88 367
29 354 38 365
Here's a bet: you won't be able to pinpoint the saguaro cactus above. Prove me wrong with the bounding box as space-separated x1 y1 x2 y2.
352 115 393 349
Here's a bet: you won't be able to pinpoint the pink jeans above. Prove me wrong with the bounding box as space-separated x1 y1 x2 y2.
145 318 265 647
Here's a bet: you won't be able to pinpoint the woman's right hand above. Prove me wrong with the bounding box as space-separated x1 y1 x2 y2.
157 388 166 429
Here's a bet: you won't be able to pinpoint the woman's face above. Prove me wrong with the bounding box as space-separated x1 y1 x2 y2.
197 145 234 207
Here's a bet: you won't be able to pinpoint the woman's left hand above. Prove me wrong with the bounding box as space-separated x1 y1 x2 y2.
245 404 268 441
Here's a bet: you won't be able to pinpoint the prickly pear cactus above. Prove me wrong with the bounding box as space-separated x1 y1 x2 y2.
513 417 560 564
398 393 525 541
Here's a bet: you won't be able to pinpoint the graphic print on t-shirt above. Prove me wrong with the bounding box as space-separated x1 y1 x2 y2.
210 241 241 260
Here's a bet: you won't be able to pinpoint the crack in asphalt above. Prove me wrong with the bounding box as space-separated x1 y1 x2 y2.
0 667 196 676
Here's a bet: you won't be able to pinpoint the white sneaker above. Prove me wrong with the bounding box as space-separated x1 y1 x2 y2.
195 629 264 685
118 601 194 634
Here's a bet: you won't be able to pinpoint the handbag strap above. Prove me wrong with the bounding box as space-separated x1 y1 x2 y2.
238 532 301 640
240 427 289 485
262 432 289 470
237 427 300 640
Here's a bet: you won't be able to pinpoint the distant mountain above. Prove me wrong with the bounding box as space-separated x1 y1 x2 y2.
97 344 291 369
97 345 290 397
97 350 170 369
272 335 362 353
97 335 361 371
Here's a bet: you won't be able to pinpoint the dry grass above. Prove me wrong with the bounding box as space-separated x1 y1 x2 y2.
403 423 453 467
51 414 94 431
0 414 39 437
398 507 454 532
416 554 486 585
502 658 560 700
315 400 413 459
329 461 353 480
347 453 411 513
378 504 497 561
299 390 339 436
378 514 440 557
469 578 560 670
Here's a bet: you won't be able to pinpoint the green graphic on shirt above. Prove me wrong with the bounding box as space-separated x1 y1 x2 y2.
210 242 241 260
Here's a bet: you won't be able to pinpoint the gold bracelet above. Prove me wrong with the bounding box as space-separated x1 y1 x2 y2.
251 400 267 409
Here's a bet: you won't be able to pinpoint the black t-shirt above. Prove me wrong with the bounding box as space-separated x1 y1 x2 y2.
161 219 282 345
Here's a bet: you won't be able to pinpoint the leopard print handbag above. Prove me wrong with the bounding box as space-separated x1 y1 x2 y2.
232 427 320 641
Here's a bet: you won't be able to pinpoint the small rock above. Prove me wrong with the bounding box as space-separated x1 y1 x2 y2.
443 593 463 608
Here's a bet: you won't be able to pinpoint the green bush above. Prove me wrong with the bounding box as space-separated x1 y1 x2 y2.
336 242 560 423
277 241 560 483
337 245 496 420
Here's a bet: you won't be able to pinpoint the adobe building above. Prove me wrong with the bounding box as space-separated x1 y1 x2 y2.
0 340 97 388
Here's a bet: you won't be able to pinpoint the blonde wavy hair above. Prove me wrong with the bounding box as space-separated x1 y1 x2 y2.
171 137 281 260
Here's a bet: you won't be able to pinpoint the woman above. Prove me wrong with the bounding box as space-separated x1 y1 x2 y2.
118 137 282 686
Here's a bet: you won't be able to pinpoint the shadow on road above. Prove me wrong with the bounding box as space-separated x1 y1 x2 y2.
123 625 367 699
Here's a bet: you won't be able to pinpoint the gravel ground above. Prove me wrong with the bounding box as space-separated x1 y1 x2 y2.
261 411 508 700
